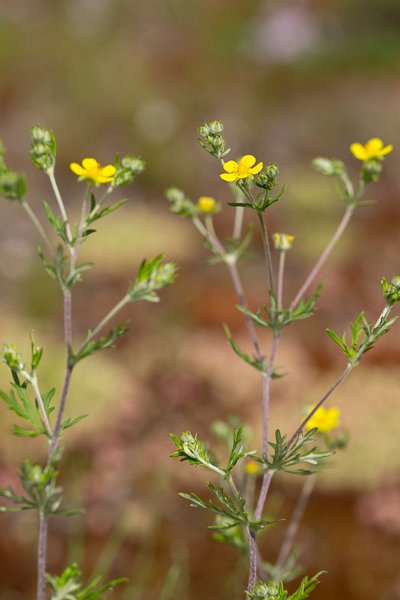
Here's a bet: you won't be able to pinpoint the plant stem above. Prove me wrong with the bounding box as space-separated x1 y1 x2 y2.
254 471 274 522
277 252 286 311
77 294 130 355
20 371 53 438
287 363 353 448
47 169 72 242
226 261 262 360
261 334 280 455
274 474 316 574
256 210 275 293
291 205 354 308
21 200 52 252
233 205 244 240
37 512 48 600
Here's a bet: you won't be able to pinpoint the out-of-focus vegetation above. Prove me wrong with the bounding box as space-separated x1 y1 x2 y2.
0 1 400 599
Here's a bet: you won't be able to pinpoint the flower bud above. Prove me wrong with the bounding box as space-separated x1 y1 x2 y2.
272 232 295 252
165 187 196 218
2 344 24 371
312 157 345 177
207 120 224 135
197 196 218 214
30 126 56 173
0 171 26 201
381 275 400 305
361 158 382 184
121 156 145 175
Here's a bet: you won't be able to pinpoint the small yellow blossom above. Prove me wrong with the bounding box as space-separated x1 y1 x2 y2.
245 461 262 476
305 406 341 433
220 155 263 182
350 138 393 162
273 233 295 252
197 196 217 213
69 158 116 186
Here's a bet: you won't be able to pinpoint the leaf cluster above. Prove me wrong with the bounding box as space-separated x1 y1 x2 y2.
180 483 270 533
0 140 26 201
229 184 286 213
47 563 126 600
0 456 78 517
247 572 323 600
0 382 54 438
171 428 255 478
128 254 177 302
260 429 332 476
326 309 397 365
237 286 322 335
38 245 93 290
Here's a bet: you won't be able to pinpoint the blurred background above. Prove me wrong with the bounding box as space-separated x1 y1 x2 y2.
0 0 400 598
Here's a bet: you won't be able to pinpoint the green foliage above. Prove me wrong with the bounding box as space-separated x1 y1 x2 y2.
326 308 397 365
171 427 255 478
112 154 145 189
237 286 322 335
260 429 332 476
224 324 267 373
381 275 400 305
128 254 178 302
229 183 287 213
0 454 79 517
0 382 53 438
72 323 130 364
0 139 27 201
247 572 323 600
212 515 247 550
47 563 126 600
180 483 270 533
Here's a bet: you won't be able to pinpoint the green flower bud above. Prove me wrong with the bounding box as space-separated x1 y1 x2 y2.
254 162 280 190
121 155 145 175
361 158 383 184
165 187 196 218
0 170 27 201
208 120 224 135
312 157 345 177
30 126 56 172
381 275 400 305
2 344 24 371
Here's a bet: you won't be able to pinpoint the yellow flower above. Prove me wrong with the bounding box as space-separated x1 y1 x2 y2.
69 158 116 185
245 461 262 476
350 138 393 161
305 406 341 433
273 233 295 252
220 155 263 182
197 196 217 213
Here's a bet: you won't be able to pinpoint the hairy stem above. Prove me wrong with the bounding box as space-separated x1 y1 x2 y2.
37 512 48 600
77 294 130 355
47 169 72 242
277 251 286 311
256 210 275 293
291 206 354 308
233 205 244 240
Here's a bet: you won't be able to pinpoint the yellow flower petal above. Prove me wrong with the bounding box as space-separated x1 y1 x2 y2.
378 144 393 157
365 138 384 154
101 165 117 176
250 161 263 175
220 173 237 182
70 162 85 175
240 155 256 168
82 158 100 169
223 160 238 173
350 143 368 161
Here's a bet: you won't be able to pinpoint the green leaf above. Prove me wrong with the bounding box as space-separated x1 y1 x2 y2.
171 431 224 476
261 429 333 475
226 427 256 474
223 324 266 373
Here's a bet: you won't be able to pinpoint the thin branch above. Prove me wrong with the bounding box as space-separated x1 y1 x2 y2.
21 200 52 252
37 512 48 600
277 251 286 311
274 474 316 573
287 363 353 448
291 205 354 308
47 169 72 243
256 210 275 293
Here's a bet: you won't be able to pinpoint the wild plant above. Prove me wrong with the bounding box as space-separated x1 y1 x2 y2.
168 124 397 598
0 128 176 599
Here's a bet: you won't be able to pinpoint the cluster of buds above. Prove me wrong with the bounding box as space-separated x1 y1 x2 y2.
312 157 345 177
381 275 400 306
360 159 383 184
166 187 197 218
198 120 230 160
254 162 280 190
112 155 146 189
29 126 56 173
0 141 26 201
2 344 24 372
